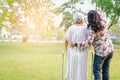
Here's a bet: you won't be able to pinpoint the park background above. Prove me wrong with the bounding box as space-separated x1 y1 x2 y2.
0 0 120 80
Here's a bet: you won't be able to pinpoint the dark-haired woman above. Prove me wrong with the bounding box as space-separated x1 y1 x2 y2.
71 10 113 80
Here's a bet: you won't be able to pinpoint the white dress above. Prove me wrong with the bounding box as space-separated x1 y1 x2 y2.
64 25 88 80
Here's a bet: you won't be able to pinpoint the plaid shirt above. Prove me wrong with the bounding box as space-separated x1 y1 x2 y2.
78 27 113 57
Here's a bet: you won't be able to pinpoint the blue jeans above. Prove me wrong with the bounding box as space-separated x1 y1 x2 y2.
93 51 113 80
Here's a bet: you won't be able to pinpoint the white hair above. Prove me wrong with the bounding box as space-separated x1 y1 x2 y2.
73 12 84 24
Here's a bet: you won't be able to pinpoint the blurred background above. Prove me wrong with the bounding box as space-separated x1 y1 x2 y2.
0 0 120 80
0 0 120 44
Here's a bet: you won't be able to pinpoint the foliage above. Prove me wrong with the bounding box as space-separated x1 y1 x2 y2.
57 0 120 31
112 39 120 45
56 0 85 31
0 0 56 35
57 29 65 40
60 12 73 31
92 0 120 29
110 25 120 34
0 0 16 29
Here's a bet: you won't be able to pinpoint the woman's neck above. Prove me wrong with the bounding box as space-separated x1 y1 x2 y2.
75 23 83 26
75 21 84 26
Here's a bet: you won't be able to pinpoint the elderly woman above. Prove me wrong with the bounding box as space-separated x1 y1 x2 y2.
64 12 88 80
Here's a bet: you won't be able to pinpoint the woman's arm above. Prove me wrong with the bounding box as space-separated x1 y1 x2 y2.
64 26 72 51
65 40 68 50
71 29 96 48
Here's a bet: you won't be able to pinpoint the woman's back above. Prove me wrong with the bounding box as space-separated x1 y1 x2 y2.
66 25 87 47
65 24 88 80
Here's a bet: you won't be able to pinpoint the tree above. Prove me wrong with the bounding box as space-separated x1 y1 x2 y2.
0 0 56 37
57 0 120 31
92 0 120 29
56 0 85 31
13 0 55 33
0 0 16 29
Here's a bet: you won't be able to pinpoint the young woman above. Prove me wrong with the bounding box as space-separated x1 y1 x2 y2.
71 10 114 80
64 12 88 80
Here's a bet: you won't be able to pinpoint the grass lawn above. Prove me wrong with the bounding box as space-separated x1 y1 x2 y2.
0 42 120 80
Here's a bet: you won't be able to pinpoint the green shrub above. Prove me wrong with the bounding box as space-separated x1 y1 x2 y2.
113 40 120 45
57 29 65 40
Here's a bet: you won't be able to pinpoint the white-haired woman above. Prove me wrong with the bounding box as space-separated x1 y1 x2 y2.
64 12 88 80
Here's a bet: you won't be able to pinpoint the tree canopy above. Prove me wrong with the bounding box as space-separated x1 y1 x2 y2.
0 0 56 35
0 0 16 29
0 0 120 32
57 0 120 31
55 0 85 31
92 0 120 29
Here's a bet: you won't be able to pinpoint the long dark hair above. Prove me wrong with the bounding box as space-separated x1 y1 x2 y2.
87 10 104 33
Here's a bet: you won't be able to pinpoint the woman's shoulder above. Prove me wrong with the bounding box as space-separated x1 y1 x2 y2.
66 25 75 32
83 25 87 29
87 26 96 34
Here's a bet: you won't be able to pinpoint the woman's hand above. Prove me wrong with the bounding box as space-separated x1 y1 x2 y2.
64 48 68 53
71 42 76 48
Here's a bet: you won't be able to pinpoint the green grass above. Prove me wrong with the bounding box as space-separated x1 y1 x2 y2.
0 43 120 80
